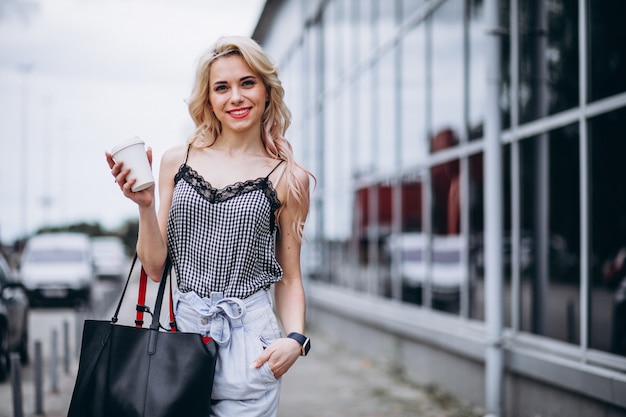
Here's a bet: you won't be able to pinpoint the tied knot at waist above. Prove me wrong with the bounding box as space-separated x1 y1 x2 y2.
206 297 246 345
176 289 271 346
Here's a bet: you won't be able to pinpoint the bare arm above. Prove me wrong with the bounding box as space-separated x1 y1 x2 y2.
274 211 307 337
107 144 186 281
252 165 310 378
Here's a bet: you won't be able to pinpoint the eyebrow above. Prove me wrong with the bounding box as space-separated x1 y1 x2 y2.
211 75 258 87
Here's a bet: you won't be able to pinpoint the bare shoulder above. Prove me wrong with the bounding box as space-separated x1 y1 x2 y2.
160 143 188 172
291 163 310 189
293 165 310 187
274 161 308 183
275 162 311 206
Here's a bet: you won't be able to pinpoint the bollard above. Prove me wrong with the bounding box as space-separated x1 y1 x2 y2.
10 352 24 417
50 328 59 393
75 308 84 359
34 340 44 415
64 320 70 374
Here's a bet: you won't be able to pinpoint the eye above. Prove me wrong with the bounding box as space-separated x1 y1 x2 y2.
214 85 227 92
242 79 256 87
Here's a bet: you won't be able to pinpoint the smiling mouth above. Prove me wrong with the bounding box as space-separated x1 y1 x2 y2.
228 108 251 118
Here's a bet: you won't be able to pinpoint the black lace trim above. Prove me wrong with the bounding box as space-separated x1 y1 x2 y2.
174 164 282 211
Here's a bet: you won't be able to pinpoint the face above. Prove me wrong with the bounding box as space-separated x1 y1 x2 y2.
208 54 268 136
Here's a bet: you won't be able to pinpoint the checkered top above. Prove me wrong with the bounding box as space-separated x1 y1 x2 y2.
166 161 284 299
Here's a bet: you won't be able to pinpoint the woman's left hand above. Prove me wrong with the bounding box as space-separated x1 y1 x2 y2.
251 337 302 379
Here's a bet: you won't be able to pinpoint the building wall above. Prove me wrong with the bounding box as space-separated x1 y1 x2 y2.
308 282 626 416
253 0 626 415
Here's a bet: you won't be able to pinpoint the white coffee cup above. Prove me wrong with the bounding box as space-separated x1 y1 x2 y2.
110 137 154 192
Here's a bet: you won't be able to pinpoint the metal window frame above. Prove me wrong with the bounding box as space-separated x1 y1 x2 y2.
293 0 626 369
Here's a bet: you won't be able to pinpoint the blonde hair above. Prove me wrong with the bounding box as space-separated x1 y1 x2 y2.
187 35 311 241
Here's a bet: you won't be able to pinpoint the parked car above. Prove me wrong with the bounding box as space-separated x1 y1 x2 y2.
0 253 29 381
386 232 467 308
91 236 128 280
20 233 95 306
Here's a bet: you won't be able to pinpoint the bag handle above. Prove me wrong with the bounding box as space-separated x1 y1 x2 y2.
111 254 172 326
150 256 172 331
111 254 139 323
136 263 177 330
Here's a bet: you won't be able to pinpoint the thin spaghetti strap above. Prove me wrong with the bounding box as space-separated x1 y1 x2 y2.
183 144 192 165
265 160 285 178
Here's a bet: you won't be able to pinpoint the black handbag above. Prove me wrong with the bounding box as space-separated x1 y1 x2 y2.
67 255 217 417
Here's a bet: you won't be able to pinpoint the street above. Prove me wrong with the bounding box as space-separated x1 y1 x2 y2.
0 276 480 417
0 277 122 417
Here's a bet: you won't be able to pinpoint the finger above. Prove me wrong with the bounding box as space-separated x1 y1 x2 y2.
105 152 116 169
115 167 131 185
250 349 271 369
147 147 153 167
121 177 137 194
110 160 125 177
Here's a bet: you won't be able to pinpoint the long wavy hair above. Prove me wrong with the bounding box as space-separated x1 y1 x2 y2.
187 35 311 241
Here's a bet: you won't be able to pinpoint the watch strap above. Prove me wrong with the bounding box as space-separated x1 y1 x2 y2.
287 332 310 356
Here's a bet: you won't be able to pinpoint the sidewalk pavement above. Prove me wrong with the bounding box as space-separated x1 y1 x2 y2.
0 279 480 417
0 352 78 417
279 327 480 417
1 329 478 417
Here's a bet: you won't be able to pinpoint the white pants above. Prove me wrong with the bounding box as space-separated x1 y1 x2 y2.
175 289 282 417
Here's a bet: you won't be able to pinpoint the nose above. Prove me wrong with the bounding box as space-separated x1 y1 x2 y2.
230 86 243 103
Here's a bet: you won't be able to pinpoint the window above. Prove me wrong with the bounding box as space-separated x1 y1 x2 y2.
400 24 427 167
519 0 579 123
431 0 464 137
588 1 626 102
589 108 626 356
517 125 581 343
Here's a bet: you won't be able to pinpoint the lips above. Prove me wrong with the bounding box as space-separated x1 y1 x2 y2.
227 107 251 118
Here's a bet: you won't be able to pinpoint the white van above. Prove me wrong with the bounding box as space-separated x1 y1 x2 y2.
387 232 466 305
91 236 128 280
20 233 95 305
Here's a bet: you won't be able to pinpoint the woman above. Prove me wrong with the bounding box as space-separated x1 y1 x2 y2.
106 35 312 417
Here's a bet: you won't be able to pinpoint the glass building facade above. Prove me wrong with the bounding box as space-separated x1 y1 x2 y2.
254 0 626 413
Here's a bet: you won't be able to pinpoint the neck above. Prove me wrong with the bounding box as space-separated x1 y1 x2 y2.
212 131 266 157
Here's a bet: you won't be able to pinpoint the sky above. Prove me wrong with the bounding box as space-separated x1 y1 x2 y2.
0 0 266 243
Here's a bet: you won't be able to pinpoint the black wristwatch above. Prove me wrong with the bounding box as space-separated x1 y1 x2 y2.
287 332 311 356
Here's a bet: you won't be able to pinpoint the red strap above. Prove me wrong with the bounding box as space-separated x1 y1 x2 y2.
164 275 208 343
136 267 149 328
169 277 177 332
136 266 177 332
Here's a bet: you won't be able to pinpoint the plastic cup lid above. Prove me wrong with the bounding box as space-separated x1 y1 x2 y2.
110 136 145 155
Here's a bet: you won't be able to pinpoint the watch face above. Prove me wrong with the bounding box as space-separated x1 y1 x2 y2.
302 338 311 356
